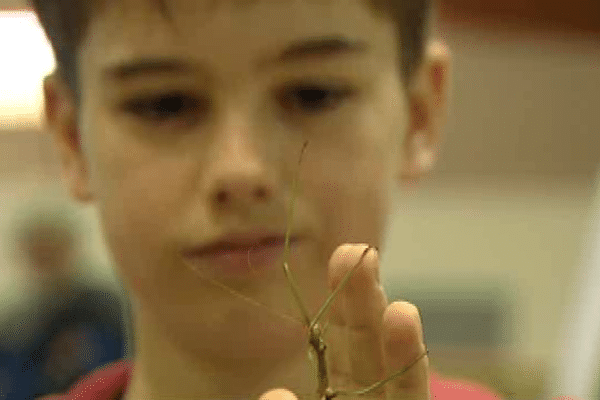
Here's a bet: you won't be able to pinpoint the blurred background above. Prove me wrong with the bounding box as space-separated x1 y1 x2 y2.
0 0 599 398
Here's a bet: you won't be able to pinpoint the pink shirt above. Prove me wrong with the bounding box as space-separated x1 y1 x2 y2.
35 359 517 399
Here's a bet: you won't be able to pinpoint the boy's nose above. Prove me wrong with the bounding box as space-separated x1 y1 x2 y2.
208 111 278 209
211 174 273 208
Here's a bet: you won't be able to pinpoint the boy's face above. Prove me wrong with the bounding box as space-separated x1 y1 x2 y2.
44 0 449 361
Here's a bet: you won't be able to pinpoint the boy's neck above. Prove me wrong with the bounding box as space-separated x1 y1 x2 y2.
123 308 316 399
123 349 315 399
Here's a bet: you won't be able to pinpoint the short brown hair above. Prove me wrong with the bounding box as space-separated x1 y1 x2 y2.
29 0 434 109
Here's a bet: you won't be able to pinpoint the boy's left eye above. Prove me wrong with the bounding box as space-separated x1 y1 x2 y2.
278 85 355 115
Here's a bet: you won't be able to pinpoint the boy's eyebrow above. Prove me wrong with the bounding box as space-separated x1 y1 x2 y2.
260 37 369 68
102 36 369 81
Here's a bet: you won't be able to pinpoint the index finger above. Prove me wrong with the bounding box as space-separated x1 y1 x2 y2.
328 244 388 394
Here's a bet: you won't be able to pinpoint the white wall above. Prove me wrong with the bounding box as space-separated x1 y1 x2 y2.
381 175 595 375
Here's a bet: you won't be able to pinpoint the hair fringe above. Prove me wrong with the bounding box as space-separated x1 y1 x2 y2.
29 0 434 106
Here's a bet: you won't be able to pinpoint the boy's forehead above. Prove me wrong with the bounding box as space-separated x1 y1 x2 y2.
81 0 398 82
91 0 381 33
97 0 378 17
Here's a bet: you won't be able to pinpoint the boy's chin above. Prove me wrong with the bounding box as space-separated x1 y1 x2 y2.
187 311 307 363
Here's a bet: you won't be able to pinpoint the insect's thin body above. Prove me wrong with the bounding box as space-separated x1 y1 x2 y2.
307 322 329 398
296 246 374 399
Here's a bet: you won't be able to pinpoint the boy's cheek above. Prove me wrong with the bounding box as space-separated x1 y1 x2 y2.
313 178 386 250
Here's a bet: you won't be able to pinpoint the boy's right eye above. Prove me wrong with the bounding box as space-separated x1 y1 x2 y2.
122 92 208 127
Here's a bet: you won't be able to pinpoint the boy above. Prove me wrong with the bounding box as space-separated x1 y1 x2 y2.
29 0 560 398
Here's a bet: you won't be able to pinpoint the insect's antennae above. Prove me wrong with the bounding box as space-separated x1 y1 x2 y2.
282 140 309 265
282 141 312 327
189 269 305 327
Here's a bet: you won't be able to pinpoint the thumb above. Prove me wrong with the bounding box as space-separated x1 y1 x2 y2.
258 388 299 400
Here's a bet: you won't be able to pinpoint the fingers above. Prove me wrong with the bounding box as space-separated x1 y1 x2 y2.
327 244 388 396
258 388 298 400
383 301 429 399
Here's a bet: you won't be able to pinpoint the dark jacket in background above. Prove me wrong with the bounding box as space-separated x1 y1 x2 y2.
0 275 131 400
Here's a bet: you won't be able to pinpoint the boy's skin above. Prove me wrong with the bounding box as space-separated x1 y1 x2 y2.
42 0 451 398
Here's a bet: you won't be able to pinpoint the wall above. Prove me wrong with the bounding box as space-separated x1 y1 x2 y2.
381 175 595 397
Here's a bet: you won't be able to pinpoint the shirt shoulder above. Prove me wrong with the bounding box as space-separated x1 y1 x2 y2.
430 370 503 399
35 359 132 400
37 362 583 400
429 370 584 400
39 364 502 400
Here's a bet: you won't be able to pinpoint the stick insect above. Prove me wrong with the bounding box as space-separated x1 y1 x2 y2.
200 141 429 399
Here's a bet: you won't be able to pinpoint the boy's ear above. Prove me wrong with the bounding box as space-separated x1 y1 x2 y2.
43 73 94 204
399 40 452 185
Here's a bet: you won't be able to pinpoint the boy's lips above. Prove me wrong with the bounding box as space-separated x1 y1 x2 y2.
181 233 300 278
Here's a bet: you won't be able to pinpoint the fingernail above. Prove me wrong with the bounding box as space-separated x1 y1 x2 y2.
369 246 380 284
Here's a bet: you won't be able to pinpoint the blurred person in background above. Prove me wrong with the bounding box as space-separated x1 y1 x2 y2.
0 195 131 399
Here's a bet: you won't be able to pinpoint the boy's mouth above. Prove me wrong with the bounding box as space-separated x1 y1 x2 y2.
181 233 300 278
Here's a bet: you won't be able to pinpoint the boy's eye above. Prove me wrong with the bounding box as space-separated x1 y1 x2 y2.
122 85 355 126
278 85 355 115
122 93 207 124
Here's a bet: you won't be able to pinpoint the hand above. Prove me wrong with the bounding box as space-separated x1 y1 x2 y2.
260 244 430 399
